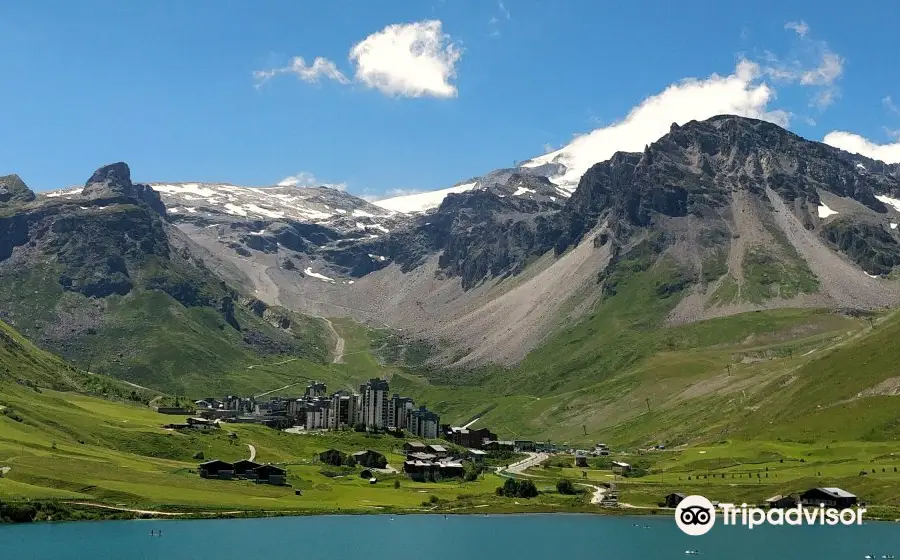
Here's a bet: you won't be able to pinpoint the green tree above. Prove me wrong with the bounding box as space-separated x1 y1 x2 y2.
556 479 577 495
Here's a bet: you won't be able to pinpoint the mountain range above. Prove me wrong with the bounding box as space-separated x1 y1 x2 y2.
4 114 900 390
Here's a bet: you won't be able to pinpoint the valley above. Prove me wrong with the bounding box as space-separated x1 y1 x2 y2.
4 116 900 521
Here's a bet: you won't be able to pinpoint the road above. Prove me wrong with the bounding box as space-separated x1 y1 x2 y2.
247 444 256 462
501 452 548 475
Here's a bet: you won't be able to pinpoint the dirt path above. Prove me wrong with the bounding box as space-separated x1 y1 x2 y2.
65 502 186 516
254 381 304 398
578 483 607 504
321 317 345 364
247 444 256 462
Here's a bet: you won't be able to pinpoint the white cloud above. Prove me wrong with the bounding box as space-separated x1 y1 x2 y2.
884 96 900 115
253 56 349 88
758 22 843 111
823 131 900 164
277 172 347 191
799 52 843 86
522 60 789 188
784 20 809 37
254 20 461 99
811 88 839 110
498 1 511 20
349 20 461 98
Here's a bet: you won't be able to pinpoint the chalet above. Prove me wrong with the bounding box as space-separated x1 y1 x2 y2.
232 460 262 478
252 464 287 486
483 440 515 452
156 407 195 415
319 449 348 467
407 452 438 462
426 444 449 458
444 427 497 449
612 461 632 475
404 460 437 482
664 493 686 508
800 488 858 509
403 441 427 453
574 450 589 468
187 417 218 431
438 460 465 479
467 449 488 464
199 460 234 480
352 450 388 469
765 494 798 509
514 440 536 452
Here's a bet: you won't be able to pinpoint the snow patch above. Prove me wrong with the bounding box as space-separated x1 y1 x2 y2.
513 186 535 196
865 272 880 279
304 267 335 283
373 182 477 213
817 203 838 219
153 183 218 198
876 195 900 213
352 209 374 218
892 223 898 230
856 163 867 171
224 204 248 216
245 204 285 219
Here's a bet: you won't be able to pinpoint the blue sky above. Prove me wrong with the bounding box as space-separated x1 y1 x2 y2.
1 0 899 196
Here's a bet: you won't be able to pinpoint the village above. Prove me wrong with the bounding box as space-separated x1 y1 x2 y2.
152 378 865 514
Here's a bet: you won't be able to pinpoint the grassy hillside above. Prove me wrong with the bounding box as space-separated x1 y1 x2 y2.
0 318 574 517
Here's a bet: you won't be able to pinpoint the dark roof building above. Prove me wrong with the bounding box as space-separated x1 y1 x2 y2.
352 450 388 469
199 459 234 479
253 464 287 486
232 460 262 477
800 488 858 509
664 493 686 508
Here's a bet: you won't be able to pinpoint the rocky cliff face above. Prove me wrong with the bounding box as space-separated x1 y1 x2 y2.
0 163 328 385
0 174 36 205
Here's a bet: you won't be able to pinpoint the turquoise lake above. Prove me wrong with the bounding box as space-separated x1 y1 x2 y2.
0 514 896 559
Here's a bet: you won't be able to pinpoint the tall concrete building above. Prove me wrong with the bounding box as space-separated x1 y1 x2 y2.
409 406 440 439
388 394 415 429
359 378 390 428
328 391 358 429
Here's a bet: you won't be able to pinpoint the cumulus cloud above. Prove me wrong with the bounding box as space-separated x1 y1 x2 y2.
277 172 347 191
255 20 461 99
350 20 461 98
522 60 789 187
253 56 349 88
823 131 900 164
784 20 809 37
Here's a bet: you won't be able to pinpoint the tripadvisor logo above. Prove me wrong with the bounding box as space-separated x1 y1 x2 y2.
675 495 716 536
675 494 867 535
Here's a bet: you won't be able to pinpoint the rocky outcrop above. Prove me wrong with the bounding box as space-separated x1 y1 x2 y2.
0 174 36 205
82 162 167 216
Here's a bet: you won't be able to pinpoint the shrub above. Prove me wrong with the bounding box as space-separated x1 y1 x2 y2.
497 478 539 499
556 479 577 495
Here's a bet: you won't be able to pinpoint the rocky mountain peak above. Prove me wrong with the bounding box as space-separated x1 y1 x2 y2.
82 162 166 216
0 174 36 205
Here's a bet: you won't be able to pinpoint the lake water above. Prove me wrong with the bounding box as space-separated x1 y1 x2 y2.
1 514 897 559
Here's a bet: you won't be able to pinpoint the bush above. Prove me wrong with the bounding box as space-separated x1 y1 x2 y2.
463 461 480 482
497 478 539 499
556 479 577 495
394 479 400 489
